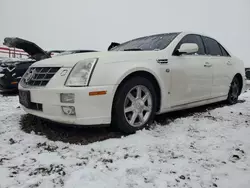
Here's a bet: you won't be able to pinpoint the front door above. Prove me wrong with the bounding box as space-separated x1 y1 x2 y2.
167 34 213 107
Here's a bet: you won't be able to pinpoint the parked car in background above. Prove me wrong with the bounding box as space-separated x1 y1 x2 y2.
56 49 98 56
46 50 65 57
0 37 96 92
245 68 250 80
107 42 120 51
18 32 246 133
0 37 49 92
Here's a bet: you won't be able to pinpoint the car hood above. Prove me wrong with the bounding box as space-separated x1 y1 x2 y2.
3 37 51 61
32 51 163 67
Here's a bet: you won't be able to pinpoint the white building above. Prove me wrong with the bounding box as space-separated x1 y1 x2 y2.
0 45 28 59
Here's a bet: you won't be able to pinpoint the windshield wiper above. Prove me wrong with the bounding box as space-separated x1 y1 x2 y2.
123 48 142 51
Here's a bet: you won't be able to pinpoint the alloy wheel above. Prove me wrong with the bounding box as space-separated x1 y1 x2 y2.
229 77 240 103
123 85 153 127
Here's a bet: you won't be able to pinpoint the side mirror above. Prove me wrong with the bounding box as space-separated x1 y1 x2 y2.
177 43 198 55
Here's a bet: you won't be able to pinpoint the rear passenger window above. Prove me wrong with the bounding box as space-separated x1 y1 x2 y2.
174 34 205 55
219 44 230 57
202 36 222 56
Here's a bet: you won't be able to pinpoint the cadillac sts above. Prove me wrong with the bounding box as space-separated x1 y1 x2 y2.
18 32 246 133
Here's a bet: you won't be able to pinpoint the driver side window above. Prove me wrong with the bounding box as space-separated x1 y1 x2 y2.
174 34 205 55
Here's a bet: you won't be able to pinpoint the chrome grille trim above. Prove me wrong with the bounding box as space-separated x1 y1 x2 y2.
21 67 61 87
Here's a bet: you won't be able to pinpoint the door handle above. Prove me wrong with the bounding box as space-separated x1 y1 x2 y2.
204 62 212 67
227 61 232 65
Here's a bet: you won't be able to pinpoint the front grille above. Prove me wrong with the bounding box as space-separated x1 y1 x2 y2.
22 67 60 87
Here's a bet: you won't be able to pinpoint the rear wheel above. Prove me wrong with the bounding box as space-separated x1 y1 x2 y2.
227 76 241 104
112 76 157 134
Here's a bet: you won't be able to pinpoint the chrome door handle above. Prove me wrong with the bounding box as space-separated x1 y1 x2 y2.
227 61 232 65
204 62 212 67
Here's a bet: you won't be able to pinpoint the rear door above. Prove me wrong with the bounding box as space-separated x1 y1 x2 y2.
168 34 213 107
219 43 234 93
201 36 232 98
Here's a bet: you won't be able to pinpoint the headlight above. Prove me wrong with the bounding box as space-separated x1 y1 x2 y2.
65 58 98 86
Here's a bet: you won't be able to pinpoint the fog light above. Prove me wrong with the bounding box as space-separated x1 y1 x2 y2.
60 93 75 103
61 106 76 115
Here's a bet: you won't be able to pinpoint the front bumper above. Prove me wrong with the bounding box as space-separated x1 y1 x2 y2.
0 74 19 91
19 85 117 126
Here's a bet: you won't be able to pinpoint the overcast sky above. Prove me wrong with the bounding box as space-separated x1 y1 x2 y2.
0 0 249 65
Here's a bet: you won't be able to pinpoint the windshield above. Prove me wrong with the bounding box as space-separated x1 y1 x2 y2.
110 32 180 51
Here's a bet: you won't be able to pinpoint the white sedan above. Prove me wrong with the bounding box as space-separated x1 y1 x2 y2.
18 32 246 133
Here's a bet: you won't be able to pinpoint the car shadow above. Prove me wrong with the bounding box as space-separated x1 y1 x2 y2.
20 114 124 145
19 100 245 145
0 90 19 97
155 99 245 125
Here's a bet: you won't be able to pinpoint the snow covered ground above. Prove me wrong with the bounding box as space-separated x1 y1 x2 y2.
1 91 250 188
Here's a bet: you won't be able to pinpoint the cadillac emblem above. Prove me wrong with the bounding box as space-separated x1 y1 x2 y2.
24 69 36 83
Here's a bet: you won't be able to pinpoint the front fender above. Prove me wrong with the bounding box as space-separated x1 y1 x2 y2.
89 60 168 112
90 59 166 86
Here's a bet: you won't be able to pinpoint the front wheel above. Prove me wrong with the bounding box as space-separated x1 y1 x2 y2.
226 76 241 104
112 76 157 134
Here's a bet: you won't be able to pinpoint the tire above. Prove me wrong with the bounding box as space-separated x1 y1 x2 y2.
226 76 241 105
112 76 157 134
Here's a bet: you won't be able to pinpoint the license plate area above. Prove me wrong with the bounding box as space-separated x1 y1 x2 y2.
19 90 31 108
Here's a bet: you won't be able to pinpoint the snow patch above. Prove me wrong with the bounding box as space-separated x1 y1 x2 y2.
0 92 250 187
